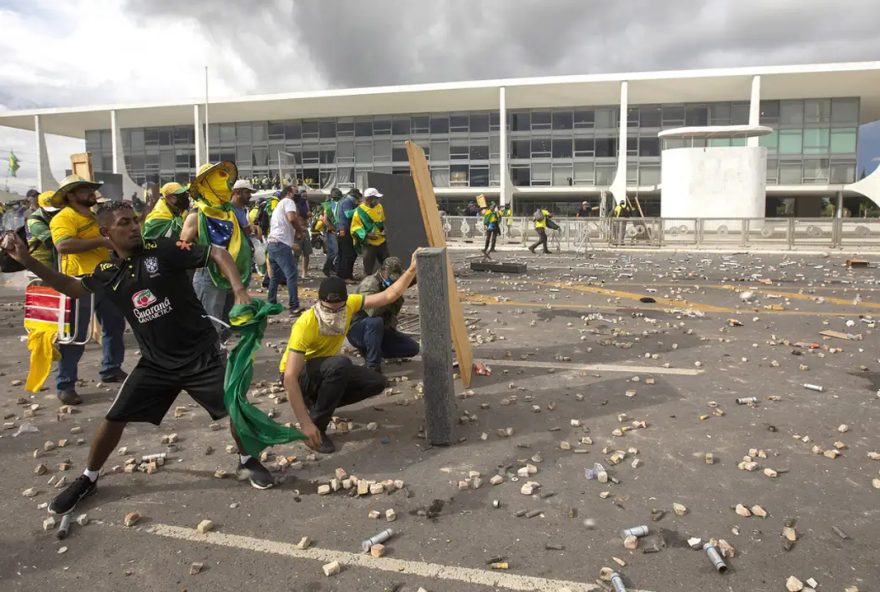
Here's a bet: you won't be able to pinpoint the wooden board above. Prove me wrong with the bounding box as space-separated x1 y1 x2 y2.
70 153 94 182
470 261 528 274
406 141 473 387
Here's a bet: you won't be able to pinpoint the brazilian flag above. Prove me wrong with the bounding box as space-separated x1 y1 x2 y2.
8 150 20 177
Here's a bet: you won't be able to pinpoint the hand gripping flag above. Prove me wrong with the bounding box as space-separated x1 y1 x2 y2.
225 298 305 457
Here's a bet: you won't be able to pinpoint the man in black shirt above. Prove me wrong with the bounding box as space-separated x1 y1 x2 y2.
3 202 275 516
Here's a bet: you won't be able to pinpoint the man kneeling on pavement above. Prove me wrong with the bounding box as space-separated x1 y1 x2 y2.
280 257 419 454
347 257 419 373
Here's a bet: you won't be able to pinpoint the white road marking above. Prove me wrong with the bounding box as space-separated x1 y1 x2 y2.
484 358 701 376
137 522 653 592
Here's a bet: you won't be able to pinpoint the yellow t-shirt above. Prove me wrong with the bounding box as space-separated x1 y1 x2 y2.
359 203 386 246
49 207 109 276
279 293 365 373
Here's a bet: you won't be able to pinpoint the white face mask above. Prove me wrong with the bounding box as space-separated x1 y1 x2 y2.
313 302 347 335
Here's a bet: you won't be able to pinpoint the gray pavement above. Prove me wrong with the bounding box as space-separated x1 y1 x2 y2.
1 249 879 591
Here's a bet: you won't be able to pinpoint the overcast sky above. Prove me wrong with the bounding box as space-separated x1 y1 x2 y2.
2 0 880 193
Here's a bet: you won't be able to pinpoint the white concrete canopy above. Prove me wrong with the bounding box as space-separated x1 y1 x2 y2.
658 125 773 139
1 62 879 138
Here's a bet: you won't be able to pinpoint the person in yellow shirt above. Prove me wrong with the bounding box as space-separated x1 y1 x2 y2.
280 258 418 453
351 187 388 275
528 207 553 254
49 175 127 405
142 182 189 240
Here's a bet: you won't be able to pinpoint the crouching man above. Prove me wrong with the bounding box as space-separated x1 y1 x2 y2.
280 257 418 454
3 202 276 516
347 257 419 373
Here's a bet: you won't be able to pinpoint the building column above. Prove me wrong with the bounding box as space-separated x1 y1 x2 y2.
110 110 141 199
194 104 204 167
836 190 844 218
34 115 59 191
747 75 761 147
608 81 628 205
498 86 509 208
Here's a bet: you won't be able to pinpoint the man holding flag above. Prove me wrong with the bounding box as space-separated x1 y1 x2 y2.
3 201 278 516
8 149 21 177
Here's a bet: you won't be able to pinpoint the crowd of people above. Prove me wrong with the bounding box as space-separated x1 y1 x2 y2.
4 161 422 517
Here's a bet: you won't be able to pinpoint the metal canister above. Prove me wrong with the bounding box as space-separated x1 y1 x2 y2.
361 528 395 552
610 572 627 592
621 525 649 538
803 384 824 392
703 542 728 573
56 514 72 540
735 397 757 405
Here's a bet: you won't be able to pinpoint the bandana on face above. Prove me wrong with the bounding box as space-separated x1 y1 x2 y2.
313 302 347 336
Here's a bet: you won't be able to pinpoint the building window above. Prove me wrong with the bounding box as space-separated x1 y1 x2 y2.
253 148 268 167
511 112 530 132
511 139 530 159
450 164 468 186
802 158 830 182
392 117 411 136
374 139 392 161
284 122 301 140
268 122 285 140
731 103 750 125
531 111 551 130
573 161 594 185
639 164 660 185
146 128 161 146
320 149 336 164
778 130 803 154
531 138 551 158
236 123 252 144
355 120 373 137
337 141 354 161
552 111 573 130
685 105 709 126
355 143 373 162
392 147 408 162
490 112 500 131
803 128 830 154
595 163 616 185
450 114 469 133
531 163 551 185
469 144 489 160
470 113 490 133
574 138 595 157
661 105 684 127
830 128 857 153
430 140 449 160
552 164 572 186
759 129 778 153
303 121 320 139
430 117 449 134
489 134 500 158
831 98 859 125
449 144 468 160
640 107 661 128
766 158 778 184
830 160 855 183
595 136 617 157
573 110 595 129
778 161 802 184
780 101 804 126
430 167 449 186
804 99 831 125
551 138 572 158
317 121 336 138
710 103 731 125
759 101 780 124
639 137 660 157
511 165 530 186
253 123 268 143
596 107 618 129
470 165 489 186
373 119 391 135
411 116 430 134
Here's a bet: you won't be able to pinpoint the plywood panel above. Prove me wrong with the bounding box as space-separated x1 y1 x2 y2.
406 141 473 387
70 153 94 182
366 172 427 265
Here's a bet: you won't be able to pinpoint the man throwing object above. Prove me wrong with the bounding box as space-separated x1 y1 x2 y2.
4 202 275 516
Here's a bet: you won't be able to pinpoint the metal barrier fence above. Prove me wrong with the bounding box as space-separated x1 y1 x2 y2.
441 216 880 251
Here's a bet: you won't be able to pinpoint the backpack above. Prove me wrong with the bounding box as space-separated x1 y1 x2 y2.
532 209 545 222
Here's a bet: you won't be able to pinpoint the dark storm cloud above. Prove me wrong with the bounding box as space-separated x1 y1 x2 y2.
125 0 880 92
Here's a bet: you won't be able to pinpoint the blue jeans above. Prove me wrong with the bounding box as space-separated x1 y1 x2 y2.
346 316 420 369
322 231 338 275
57 292 126 391
267 241 300 311
193 267 233 341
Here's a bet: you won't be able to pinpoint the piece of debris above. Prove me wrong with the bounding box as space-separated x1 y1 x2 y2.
123 512 141 527
786 575 804 592
196 519 214 534
370 543 386 558
190 562 204 575
322 560 341 576
672 502 687 516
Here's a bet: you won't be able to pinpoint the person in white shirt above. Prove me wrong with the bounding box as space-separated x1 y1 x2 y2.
267 186 307 314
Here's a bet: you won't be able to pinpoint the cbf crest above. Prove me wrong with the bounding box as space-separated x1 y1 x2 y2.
144 256 159 275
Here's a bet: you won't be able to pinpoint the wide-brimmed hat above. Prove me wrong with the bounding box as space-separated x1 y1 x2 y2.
190 161 238 197
37 191 60 212
55 174 103 200
232 179 256 192
160 182 189 197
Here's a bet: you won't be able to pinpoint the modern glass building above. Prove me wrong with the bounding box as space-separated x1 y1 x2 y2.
3 62 879 216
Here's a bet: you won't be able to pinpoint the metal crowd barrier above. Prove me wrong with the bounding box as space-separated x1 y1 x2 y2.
440 215 880 251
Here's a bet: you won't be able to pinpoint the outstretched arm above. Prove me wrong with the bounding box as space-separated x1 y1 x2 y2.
2 231 88 298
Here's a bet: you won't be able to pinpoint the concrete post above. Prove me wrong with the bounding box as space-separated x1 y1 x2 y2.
748 75 761 147
416 247 456 446
499 87 508 208
34 115 59 191
110 110 141 199
194 104 204 168
609 81 628 204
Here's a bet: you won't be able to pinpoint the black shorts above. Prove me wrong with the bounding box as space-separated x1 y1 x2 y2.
105 344 227 425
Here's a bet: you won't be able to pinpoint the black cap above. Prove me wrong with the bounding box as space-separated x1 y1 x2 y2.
26 189 39 198
318 276 348 303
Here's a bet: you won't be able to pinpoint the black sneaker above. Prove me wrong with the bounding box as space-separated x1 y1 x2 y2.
238 457 274 490
101 369 128 384
49 475 97 515
57 389 82 405
317 431 336 454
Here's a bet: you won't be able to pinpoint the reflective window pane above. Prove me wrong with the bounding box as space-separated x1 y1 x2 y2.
831 98 859 125
552 111 573 130
392 117 411 135
778 130 803 154
511 139 530 158
430 117 449 134
470 113 489 133
804 99 831 124
430 140 449 160
531 111 551 129
803 128 830 154
780 101 804 126
552 138 572 158
830 128 857 153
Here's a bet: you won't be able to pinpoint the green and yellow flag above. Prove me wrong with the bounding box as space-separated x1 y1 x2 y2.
8 150 20 177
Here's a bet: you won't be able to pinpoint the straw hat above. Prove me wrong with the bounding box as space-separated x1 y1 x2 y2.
55 174 103 200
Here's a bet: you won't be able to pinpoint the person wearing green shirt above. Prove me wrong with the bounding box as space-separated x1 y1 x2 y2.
142 182 190 240
321 188 342 276
26 191 61 269
482 202 501 255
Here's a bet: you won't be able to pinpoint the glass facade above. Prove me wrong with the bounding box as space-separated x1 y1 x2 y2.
84 97 859 189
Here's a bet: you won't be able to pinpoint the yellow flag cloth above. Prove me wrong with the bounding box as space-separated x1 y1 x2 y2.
25 329 59 393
